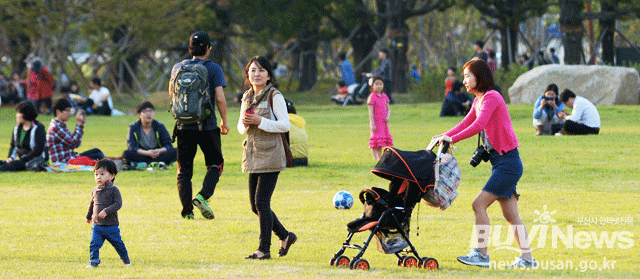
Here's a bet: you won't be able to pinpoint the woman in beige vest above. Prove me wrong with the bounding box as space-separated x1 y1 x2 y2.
238 56 296 260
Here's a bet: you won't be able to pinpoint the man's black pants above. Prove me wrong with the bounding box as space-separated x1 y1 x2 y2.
176 128 223 217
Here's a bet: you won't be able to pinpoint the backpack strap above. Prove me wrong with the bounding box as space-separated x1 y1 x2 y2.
195 59 216 117
268 88 289 143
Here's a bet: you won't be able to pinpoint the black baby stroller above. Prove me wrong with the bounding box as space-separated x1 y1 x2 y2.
329 143 452 270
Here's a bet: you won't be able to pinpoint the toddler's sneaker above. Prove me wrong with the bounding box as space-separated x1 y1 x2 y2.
122 257 131 265
508 256 537 269
457 248 490 267
183 213 195 220
192 194 215 219
85 262 99 268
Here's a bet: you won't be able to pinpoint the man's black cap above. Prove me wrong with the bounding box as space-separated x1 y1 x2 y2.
190 31 212 48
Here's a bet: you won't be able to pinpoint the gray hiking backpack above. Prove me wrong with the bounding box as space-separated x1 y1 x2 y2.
170 60 212 129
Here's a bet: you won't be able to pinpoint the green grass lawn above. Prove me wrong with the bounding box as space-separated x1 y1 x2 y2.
0 96 638 278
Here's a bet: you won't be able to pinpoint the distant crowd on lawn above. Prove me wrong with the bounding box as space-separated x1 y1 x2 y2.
1 59 119 116
1 42 600 173
439 40 599 136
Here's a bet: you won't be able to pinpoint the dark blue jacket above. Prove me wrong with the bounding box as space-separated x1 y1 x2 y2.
126 120 173 152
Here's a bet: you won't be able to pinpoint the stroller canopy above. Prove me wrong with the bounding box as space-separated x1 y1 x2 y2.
371 147 436 193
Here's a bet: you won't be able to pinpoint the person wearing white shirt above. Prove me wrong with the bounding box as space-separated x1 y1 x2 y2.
556 89 600 135
87 77 112 116
238 56 296 260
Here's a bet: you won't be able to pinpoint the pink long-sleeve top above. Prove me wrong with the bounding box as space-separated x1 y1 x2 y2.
443 90 518 155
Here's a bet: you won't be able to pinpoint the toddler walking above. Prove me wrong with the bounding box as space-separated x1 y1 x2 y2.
367 75 393 159
86 159 130 268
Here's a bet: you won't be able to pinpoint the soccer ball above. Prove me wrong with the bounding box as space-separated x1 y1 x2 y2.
333 190 354 209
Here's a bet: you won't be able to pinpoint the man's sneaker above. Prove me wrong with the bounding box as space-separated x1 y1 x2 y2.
86 262 99 268
457 248 490 267
183 213 194 220
508 256 537 269
192 194 214 219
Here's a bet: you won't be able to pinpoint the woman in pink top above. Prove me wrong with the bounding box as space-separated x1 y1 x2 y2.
435 58 536 268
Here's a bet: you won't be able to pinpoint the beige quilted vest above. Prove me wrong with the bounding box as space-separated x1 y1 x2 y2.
241 85 286 173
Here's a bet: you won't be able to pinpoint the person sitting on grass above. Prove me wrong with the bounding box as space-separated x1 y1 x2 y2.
556 89 600 135
532 84 565 136
440 80 473 117
77 77 112 116
286 99 308 167
331 80 349 104
47 98 104 164
0 101 48 171
122 101 176 167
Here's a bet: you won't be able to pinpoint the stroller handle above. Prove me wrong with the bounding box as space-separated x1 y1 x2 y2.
427 138 451 155
439 141 451 155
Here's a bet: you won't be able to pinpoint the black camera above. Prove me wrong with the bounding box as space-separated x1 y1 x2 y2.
543 97 555 110
469 146 490 167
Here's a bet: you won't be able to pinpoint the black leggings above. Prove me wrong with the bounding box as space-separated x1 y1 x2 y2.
248 172 289 253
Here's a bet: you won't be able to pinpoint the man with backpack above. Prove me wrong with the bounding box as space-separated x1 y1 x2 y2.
169 31 229 220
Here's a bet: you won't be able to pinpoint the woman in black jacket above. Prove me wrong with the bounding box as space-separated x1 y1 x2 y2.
1 101 48 171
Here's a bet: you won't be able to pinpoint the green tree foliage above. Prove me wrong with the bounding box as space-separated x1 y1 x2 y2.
354 0 452 93
461 0 549 68
0 0 215 84
231 0 333 91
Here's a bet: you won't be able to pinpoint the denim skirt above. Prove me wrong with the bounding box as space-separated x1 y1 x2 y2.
482 148 523 199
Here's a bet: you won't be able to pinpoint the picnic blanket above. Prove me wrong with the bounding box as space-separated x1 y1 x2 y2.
46 163 94 172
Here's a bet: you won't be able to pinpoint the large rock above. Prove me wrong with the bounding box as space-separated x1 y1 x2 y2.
508 65 640 105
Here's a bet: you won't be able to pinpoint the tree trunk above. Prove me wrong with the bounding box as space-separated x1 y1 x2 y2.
498 21 518 69
297 24 319 92
209 3 232 66
388 26 409 93
210 30 227 65
600 3 616 65
9 35 31 75
350 24 377 83
112 25 142 91
559 0 584 65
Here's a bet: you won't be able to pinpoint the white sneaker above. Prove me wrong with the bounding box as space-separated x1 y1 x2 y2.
554 132 563 136
457 248 490 267
508 256 537 268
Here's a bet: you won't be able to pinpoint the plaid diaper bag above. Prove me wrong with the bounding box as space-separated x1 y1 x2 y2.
423 142 461 210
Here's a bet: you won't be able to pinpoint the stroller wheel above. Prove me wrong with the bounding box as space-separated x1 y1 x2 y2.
421 257 439 270
397 256 406 266
335 256 350 268
402 256 419 268
351 258 370 270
